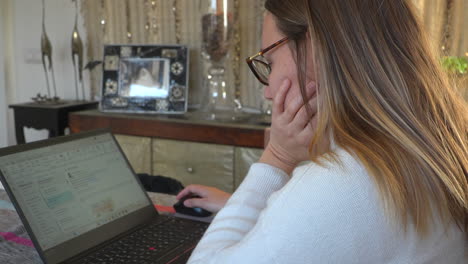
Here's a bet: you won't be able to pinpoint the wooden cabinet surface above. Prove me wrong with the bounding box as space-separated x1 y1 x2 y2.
69 110 268 148
69 110 268 191
114 134 152 174
153 139 235 192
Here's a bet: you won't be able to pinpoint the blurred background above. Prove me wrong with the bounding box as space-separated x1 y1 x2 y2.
0 0 466 147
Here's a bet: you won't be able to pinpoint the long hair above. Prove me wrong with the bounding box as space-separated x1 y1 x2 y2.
265 0 467 236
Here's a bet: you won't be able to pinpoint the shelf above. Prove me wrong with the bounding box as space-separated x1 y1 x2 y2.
69 110 269 148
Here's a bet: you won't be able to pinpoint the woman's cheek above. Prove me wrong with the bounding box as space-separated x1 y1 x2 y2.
266 75 281 98
264 85 274 100
284 80 301 108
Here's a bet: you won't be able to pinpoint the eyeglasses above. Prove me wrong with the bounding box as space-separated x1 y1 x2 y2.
246 37 289 85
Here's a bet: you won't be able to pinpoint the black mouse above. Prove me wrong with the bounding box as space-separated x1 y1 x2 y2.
173 194 213 218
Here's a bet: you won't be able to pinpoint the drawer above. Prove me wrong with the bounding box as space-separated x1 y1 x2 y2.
152 139 234 192
234 147 263 189
114 134 152 174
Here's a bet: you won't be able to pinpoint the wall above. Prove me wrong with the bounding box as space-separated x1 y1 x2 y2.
2 0 88 145
0 1 7 148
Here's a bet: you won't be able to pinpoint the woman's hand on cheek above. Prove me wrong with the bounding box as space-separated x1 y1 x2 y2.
260 79 317 175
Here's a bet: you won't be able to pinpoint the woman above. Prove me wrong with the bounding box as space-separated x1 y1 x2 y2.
182 0 467 263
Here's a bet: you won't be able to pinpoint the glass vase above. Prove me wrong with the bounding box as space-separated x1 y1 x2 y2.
199 0 239 121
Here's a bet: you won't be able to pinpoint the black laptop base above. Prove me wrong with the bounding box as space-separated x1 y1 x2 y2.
70 215 207 264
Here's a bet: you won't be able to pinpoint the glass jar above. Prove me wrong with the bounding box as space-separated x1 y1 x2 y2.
199 0 239 120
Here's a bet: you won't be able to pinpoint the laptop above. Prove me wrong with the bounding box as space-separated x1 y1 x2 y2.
0 130 208 264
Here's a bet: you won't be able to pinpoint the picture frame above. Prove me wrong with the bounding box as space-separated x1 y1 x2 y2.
100 44 189 114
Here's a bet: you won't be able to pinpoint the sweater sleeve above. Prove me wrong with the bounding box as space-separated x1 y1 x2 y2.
187 162 290 263
187 149 466 264
188 149 387 264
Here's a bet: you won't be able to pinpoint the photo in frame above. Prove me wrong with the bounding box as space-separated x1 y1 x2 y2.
100 44 189 114
119 58 170 98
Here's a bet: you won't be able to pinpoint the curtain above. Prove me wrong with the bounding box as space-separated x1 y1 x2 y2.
80 0 467 111
81 0 265 110
413 0 467 57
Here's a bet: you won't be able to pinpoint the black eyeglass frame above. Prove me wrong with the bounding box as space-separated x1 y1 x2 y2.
246 37 289 85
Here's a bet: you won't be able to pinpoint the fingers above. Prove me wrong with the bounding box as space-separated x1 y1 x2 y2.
272 79 291 116
280 82 317 123
184 197 220 213
183 197 205 208
175 184 205 200
175 186 192 200
292 96 318 129
283 95 308 122
176 185 231 213
298 116 318 146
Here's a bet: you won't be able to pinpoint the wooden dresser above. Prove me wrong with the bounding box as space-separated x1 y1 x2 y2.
69 110 270 192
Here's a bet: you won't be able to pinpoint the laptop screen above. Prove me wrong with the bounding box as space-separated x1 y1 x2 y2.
0 133 151 251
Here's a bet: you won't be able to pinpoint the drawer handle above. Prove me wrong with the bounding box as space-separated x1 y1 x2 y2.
187 167 194 173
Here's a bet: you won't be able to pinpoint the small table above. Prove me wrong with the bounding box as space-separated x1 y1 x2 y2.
9 101 98 144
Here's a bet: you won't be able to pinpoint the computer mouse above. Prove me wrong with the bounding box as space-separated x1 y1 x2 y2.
173 194 213 218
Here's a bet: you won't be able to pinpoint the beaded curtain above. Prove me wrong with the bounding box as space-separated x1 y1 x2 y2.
81 0 467 110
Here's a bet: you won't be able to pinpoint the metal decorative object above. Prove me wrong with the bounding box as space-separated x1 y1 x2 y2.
104 55 119 70
71 0 85 100
101 44 189 114
39 0 59 102
105 79 118 95
170 62 184 76
120 47 133 57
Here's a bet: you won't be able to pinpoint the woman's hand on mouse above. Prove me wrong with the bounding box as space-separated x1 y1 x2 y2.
176 185 231 213
260 79 318 175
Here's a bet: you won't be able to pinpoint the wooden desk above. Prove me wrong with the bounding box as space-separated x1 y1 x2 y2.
9 101 98 144
69 110 269 148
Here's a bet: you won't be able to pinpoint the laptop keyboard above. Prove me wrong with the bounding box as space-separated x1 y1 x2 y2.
79 216 208 264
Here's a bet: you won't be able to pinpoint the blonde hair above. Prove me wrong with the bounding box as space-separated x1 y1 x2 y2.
265 0 467 236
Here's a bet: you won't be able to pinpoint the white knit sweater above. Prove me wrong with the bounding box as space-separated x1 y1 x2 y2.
188 148 466 264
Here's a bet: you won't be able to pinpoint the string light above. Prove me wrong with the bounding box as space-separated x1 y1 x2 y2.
440 0 454 55
172 0 181 44
125 0 132 41
144 0 159 42
232 0 241 99
143 0 150 44
152 0 159 37
100 0 106 42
